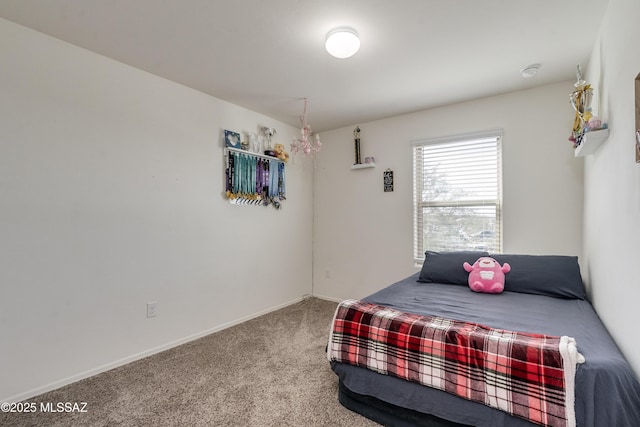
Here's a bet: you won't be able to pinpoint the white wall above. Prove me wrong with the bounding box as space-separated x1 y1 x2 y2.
0 18 313 402
582 0 640 376
313 82 583 301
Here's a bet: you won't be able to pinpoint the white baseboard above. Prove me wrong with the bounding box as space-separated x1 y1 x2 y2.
3 296 304 403
312 293 343 303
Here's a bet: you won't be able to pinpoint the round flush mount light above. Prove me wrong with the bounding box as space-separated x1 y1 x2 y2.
520 63 541 78
325 27 360 59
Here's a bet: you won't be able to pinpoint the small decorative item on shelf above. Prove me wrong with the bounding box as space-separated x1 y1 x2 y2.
587 116 602 130
568 65 593 148
570 65 593 130
274 144 289 163
351 129 376 169
353 126 362 165
224 130 241 149
247 132 260 153
568 65 609 151
261 127 277 157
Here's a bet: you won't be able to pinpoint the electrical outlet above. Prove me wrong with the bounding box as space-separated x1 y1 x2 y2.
146 301 158 318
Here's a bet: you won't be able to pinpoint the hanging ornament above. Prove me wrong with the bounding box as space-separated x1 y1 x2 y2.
291 98 322 155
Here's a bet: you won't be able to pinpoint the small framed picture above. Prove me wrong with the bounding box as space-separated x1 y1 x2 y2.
383 169 394 192
225 130 241 149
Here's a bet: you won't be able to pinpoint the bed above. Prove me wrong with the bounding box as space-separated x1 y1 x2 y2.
328 252 640 427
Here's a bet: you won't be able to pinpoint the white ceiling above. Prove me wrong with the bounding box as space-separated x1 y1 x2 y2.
0 0 609 132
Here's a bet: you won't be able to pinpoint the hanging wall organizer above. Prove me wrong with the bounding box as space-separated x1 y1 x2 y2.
224 147 286 209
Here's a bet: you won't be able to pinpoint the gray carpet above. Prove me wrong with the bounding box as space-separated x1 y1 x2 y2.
1 297 379 426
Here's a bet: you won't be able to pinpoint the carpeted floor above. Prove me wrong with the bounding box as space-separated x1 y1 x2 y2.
1 297 379 427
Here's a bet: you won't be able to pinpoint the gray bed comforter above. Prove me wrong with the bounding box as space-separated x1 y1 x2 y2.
331 273 640 427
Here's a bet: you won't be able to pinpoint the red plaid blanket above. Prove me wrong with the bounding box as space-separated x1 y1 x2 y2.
327 299 584 427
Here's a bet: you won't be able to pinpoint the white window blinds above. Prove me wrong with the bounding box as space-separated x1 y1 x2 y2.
413 130 503 263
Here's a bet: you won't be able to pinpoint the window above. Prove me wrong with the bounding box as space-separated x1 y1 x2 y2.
413 130 503 263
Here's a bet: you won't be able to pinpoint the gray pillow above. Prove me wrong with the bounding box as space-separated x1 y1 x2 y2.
418 251 489 285
490 254 586 299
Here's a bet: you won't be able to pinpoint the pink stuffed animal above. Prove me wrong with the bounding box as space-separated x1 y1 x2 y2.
463 257 511 294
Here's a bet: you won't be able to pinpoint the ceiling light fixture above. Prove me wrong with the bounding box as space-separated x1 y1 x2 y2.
325 27 360 59
520 63 541 78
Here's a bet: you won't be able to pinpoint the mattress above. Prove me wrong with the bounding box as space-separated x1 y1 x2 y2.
330 273 640 427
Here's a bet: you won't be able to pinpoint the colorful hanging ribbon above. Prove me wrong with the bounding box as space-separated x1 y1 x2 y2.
225 150 286 208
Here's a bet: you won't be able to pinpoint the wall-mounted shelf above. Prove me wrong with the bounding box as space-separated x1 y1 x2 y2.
225 146 282 162
351 163 376 170
574 128 609 157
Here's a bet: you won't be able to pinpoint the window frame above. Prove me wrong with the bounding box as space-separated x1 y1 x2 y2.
412 130 504 263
